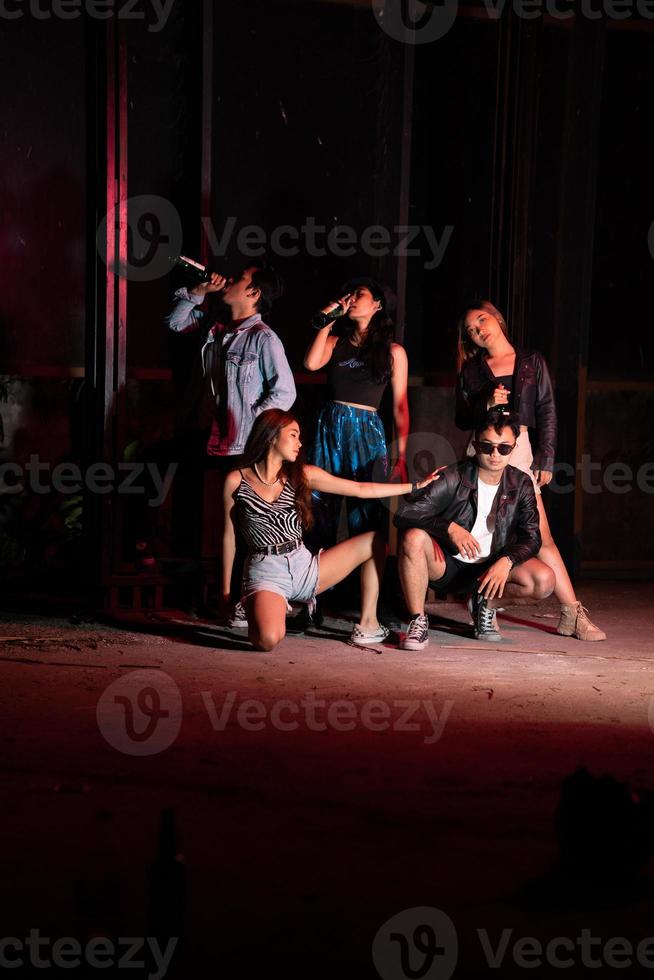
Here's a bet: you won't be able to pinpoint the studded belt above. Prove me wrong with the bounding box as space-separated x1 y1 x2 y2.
250 537 303 557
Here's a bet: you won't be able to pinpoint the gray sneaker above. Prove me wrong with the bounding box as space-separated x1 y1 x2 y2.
468 592 502 642
228 601 249 629
400 614 430 651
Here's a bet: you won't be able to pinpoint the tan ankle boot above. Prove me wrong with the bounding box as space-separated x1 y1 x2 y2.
557 601 606 641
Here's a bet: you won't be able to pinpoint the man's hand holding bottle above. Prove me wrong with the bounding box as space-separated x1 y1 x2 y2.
190 272 227 303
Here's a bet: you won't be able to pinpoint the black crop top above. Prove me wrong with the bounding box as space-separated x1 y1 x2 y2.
327 337 387 410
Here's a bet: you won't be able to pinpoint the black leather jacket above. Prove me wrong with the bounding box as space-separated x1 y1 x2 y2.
456 349 557 472
394 460 541 566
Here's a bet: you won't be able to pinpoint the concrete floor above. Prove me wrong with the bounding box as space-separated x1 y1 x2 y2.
2 580 654 978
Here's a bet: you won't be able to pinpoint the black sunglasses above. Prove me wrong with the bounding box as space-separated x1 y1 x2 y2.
475 440 516 456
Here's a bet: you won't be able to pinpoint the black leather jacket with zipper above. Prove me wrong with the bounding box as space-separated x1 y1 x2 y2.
456 349 557 472
394 460 541 566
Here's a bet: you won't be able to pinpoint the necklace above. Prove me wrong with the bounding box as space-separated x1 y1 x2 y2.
254 463 280 487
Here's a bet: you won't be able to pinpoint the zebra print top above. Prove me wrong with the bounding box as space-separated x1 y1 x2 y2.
234 476 303 551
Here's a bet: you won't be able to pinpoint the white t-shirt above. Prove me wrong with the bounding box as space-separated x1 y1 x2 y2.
457 477 500 564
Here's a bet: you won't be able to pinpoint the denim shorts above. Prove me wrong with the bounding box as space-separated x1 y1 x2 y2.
242 544 321 612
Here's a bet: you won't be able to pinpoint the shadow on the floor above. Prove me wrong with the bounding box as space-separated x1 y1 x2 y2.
101 614 254 651
425 611 475 640
102 605 559 652
304 623 352 641
499 611 559 635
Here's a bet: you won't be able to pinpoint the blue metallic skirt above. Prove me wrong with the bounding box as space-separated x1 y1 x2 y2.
309 401 389 541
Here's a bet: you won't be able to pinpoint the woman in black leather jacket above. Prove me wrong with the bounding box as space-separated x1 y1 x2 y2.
455 300 605 641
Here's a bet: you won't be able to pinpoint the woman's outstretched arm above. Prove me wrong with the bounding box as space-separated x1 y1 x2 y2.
305 464 439 499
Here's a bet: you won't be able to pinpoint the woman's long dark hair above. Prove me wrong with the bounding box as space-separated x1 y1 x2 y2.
349 309 394 385
242 410 314 530
341 280 395 385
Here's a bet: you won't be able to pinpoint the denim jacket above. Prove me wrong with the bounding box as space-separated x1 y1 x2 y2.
165 288 296 456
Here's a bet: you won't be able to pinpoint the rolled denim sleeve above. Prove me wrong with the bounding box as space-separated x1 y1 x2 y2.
164 287 207 334
253 332 296 415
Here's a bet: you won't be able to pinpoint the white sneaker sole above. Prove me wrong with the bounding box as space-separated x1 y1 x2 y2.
350 628 391 646
400 636 430 650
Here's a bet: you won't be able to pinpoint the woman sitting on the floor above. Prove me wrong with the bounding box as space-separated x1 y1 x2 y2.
221 409 438 652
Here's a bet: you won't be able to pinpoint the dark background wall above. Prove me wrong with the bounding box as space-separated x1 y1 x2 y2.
1 17 87 371
590 29 654 378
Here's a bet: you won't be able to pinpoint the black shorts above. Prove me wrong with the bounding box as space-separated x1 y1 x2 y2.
429 549 497 596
